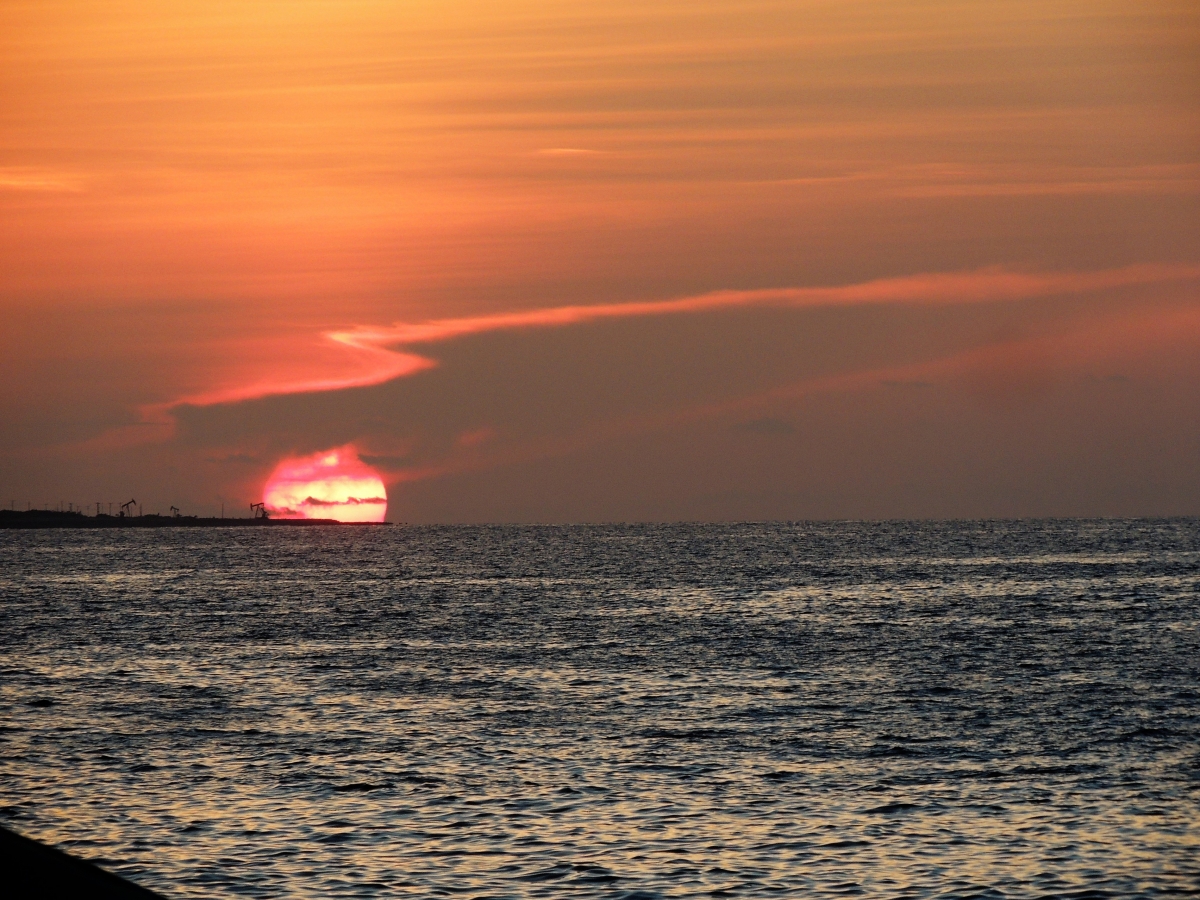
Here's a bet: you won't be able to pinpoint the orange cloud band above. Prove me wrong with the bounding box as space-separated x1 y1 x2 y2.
177 263 1200 410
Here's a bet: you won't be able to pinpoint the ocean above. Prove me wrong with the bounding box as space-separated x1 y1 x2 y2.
1 520 1198 898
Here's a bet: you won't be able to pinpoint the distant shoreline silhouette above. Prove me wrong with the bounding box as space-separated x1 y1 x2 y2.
0 509 384 529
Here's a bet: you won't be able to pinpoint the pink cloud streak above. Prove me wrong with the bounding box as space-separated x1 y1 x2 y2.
175 342 434 409
176 263 1200 409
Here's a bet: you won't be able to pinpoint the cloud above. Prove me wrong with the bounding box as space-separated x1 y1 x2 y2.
535 148 608 156
169 263 1200 412
302 495 386 506
174 343 434 408
0 168 84 192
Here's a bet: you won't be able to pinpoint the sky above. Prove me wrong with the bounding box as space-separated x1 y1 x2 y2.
1 0 1197 522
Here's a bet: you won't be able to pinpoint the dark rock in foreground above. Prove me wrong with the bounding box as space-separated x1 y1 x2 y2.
1 824 168 899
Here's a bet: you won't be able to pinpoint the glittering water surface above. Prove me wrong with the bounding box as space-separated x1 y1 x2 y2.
2 521 1199 898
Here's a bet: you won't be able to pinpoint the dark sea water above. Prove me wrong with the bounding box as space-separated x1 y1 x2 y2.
2 520 1199 899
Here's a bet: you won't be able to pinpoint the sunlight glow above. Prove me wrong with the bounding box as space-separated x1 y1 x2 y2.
262 446 387 522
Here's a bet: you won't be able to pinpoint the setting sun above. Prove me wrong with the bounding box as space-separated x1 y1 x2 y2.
262 446 387 523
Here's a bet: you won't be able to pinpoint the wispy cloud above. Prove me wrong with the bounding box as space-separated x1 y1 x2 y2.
759 163 1200 199
535 148 608 156
0 168 83 192
301 495 386 506
172 263 1200 410
175 343 434 408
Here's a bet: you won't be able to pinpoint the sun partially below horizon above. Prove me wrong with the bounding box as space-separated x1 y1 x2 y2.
262 446 387 523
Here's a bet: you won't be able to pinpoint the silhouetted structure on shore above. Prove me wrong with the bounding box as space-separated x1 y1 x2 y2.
0 508 380 528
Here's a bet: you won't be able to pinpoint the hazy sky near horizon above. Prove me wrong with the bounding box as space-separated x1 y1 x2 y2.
2 0 1198 521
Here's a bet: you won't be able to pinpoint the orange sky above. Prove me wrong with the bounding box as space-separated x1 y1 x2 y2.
2 0 1198 520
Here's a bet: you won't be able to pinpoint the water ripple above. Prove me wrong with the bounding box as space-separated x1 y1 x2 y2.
1 520 1198 897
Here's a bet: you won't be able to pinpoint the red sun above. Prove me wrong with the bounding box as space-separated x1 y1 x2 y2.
262 446 387 523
